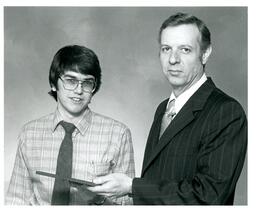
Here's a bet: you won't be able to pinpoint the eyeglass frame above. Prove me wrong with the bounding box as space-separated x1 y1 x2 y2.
58 75 97 93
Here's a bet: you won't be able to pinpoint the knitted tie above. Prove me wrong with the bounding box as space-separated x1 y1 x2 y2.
51 121 76 205
159 99 176 138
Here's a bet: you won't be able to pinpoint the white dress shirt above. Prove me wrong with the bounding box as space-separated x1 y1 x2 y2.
167 73 207 117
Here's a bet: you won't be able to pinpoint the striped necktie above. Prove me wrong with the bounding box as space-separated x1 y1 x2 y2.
159 99 176 138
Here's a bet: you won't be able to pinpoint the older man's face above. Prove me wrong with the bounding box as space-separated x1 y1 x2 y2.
159 24 211 96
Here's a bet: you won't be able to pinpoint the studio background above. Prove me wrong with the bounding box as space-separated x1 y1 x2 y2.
4 7 247 204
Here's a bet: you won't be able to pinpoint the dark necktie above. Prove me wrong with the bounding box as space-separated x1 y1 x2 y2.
159 99 176 138
51 121 76 205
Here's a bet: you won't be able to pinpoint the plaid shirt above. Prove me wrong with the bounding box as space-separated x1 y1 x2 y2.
6 108 135 205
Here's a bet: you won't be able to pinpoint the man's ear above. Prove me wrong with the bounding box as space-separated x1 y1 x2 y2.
202 45 212 65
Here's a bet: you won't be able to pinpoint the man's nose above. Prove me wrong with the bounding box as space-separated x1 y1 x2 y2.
74 82 83 94
169 51 180 64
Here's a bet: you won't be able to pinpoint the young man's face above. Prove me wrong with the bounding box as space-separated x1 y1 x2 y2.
54 71 95 119
159 24 211 96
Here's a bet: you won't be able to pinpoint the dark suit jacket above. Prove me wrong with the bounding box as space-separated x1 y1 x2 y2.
132 78 247 205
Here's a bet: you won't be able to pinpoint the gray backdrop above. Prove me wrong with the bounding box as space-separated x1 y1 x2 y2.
4 7 247 204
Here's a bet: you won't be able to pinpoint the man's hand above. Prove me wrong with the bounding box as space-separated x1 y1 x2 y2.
87 173 132 198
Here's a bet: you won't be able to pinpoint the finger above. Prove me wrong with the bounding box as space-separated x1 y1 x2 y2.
87 182 114 193
87 185 107 193
93 174 113 185
92 192 113 197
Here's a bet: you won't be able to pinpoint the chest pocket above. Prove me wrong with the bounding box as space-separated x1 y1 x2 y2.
87 161 115 180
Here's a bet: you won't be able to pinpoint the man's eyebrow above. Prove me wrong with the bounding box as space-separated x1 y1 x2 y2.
179 44 193 48
63 75 94 80
63 75 76 78
160 44 170 47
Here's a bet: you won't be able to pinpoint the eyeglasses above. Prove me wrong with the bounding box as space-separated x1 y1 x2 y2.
59 76 96 93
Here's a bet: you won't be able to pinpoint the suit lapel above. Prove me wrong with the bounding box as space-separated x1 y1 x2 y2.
142 106 195 175
141 100 168 167
141 78 216 176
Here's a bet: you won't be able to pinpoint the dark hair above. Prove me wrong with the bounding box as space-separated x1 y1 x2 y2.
48 45 102 100
158 12 211 54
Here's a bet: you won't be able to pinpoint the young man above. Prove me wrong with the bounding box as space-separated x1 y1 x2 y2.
88 12 247 205
6 45 135 205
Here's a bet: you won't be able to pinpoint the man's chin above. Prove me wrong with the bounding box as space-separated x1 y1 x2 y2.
167 77 184 86
68 106 88 117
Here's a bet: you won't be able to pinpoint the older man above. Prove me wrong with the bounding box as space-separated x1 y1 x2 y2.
88 12 247 205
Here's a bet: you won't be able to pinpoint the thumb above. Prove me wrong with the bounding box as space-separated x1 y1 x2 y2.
93 174 112 185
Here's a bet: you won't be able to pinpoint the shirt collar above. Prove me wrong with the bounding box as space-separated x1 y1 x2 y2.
168 73 207 114
52 107 92 136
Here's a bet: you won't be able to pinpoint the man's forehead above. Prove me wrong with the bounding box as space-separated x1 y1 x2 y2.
63 71 94 79
161 24 201 46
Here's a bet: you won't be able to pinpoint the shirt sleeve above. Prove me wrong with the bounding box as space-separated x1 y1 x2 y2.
112 127 135 205
5 129 35 205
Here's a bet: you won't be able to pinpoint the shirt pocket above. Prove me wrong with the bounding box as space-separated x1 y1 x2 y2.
87 161 114 179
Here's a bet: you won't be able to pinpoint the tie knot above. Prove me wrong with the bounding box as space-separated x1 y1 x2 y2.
59 121 76 134
165 99 176 118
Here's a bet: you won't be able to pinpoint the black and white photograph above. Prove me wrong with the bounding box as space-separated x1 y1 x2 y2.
2 1 251 207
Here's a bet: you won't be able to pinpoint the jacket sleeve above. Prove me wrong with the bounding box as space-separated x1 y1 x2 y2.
131 100 247 204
